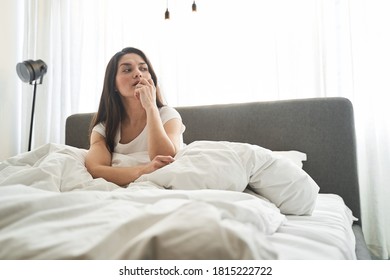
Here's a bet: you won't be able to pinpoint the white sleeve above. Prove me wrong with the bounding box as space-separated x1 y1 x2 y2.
92 123 106 138
159 106 186 133
159 106 181 124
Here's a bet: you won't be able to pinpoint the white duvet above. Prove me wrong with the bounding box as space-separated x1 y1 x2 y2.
0 142 355 259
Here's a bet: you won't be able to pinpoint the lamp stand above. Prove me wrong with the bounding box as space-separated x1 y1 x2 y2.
28 81 38 151
28 77 43 152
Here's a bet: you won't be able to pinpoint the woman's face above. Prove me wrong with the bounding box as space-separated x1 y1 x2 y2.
115 53 151 98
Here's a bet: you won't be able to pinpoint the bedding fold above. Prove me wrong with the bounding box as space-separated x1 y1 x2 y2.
0 184 284 259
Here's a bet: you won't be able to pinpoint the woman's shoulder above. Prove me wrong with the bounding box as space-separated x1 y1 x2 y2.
159 106 182 122
92 122 106 137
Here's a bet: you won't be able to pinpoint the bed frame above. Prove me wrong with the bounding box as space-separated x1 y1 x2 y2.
65 97 371 259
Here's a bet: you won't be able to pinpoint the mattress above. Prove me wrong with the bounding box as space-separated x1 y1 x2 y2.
266 194 357 259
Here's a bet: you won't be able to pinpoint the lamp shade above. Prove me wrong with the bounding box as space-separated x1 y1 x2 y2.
16 59 47 83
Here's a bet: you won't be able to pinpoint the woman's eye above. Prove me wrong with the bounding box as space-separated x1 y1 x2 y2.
140 67 148 72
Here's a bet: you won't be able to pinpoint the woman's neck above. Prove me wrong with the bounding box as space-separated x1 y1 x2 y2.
121 98 146 125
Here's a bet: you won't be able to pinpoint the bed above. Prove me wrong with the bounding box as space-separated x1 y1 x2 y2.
0 97 371 259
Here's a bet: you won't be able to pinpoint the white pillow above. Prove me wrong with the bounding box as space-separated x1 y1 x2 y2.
272 150 307 168
136 141 319 216
249 147 319 215
135 141 248 191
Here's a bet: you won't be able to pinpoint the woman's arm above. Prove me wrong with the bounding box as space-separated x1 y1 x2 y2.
146 107 183 160
85 131 174 186
136 78 183 160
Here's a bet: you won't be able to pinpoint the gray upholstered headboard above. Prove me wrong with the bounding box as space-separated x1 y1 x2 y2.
65 97 361 222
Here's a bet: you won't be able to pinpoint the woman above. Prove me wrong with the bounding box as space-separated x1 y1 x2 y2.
85 47 185 186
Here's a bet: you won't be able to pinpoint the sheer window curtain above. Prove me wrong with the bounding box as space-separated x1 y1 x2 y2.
2 0 389 258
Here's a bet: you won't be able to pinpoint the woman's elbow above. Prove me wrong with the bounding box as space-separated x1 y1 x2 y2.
149 147 177 161
85 157 107 179
85 163 100 179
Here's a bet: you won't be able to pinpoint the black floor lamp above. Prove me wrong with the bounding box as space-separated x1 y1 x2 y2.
16 59 47 151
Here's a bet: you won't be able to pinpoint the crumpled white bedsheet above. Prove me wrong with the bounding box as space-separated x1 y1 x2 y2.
0 143 287 259
0 142 356 259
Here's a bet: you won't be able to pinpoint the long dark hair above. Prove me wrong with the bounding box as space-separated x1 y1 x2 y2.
90 47 165 153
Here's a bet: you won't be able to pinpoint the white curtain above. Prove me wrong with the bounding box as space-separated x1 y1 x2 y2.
1 0 389 259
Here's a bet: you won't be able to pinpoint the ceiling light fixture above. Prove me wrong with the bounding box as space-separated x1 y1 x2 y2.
165 0 170 19
164 1 198 20
192 1 197 12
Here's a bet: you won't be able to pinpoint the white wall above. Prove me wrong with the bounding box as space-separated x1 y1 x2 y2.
0 0 24 160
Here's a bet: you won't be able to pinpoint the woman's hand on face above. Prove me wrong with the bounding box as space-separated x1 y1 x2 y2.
143 155 174 174
135 78 156 110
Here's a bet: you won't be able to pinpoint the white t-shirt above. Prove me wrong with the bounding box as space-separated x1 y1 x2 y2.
92 106 185 155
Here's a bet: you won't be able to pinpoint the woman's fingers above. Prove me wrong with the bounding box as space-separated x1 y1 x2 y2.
147 155 174 173
135 78 157 109
137 77 154 87
155 155 175 165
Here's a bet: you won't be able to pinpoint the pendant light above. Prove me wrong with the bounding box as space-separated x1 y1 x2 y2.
165 8 170 19
164 1 198 20
165 0 170 19
192 1 197 12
